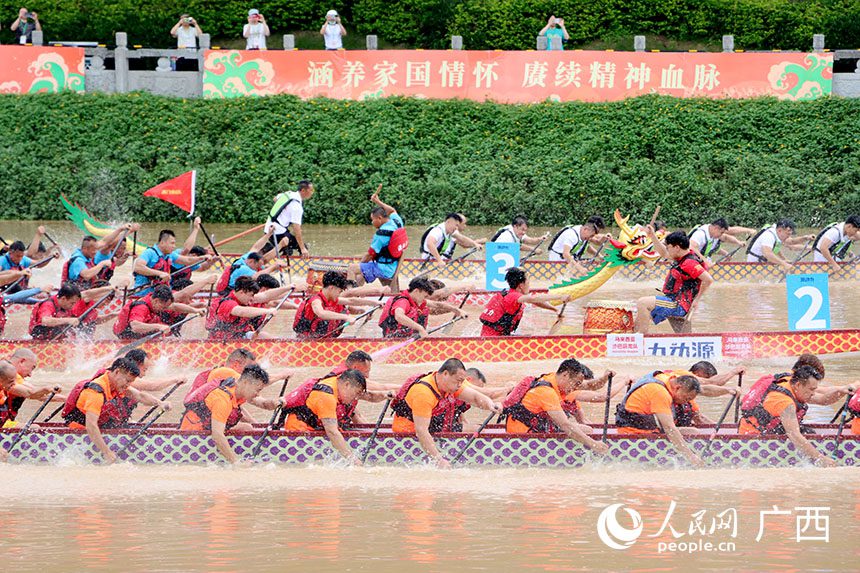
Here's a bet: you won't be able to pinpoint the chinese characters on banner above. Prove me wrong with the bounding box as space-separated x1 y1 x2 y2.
203 50 833 102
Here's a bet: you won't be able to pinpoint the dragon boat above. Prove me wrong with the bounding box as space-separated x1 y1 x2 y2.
1 423 857 468
1 329 859 370
63 198 860 285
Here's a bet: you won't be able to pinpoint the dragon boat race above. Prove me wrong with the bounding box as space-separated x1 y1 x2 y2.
2 12 859 570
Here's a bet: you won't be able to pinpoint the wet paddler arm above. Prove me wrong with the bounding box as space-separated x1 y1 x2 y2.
322 418 359 463
779 407 834 466
413 415 446 465
547 409 603 452
85 410 116 464
210 419 239 464
655 412 702 468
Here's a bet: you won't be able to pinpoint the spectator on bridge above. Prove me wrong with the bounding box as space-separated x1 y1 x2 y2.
244 9 270 50
538 15 568 50
11 8 40 45
321 10 346 50
171 14 203 49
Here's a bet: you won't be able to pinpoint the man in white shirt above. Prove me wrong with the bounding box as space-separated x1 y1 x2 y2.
548 215 607 274
320 10 346 50
490 216 547 253
170 14 202 49
746 219 814 271
243 9 270 50
264 181 314 257
687 217 753 262
420 213 483 267
812 215 860 271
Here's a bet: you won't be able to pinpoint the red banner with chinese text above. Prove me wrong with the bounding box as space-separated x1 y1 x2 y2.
203 50 832 102
0 46 85 94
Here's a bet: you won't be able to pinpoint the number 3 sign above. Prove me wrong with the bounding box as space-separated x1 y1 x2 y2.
485 242 521 291
786 273 830 331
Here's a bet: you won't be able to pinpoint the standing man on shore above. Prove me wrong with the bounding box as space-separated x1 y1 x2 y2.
265 181 314 258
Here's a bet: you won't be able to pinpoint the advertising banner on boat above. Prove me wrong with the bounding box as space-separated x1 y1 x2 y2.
0 46 85 93
203 50 832 102
609 335 724 359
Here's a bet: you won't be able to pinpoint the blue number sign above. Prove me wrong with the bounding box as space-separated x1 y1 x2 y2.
786 273 830 331
485 242 521 291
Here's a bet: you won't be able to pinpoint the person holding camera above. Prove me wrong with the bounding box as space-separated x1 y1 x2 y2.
320 9 346 50
243 8 270 50
539 15 569 50
11 7 41 45
171 14 202 49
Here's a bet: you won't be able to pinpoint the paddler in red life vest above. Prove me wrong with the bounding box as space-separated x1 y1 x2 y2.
63 224 137 290
28 282 90 340
614 373 705 467
160 275 218 336
113 284 202 340
1 348 66 429
347 186 407 287
132 226 213 294
391 358 501 469
207 277 294 341
293 271 378 340
180 364 281 464
379 277 464 339
63 357 171 465
740 366 853 467
479 267 571 337
313 349 378 426
634 229 713 334
501 359 609 455
281 369 383 465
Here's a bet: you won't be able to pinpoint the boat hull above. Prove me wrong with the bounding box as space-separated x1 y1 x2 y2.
2 427 857 468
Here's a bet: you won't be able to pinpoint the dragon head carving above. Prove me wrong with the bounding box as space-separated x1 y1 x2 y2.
607 209 661 264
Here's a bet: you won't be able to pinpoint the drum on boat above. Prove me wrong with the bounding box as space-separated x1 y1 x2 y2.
306 261 349 293
582 300 634 334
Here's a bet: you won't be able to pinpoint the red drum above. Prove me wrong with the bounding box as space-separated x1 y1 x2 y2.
583 300 634 334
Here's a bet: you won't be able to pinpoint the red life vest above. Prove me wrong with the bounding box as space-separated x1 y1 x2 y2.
740 376 808 434
373 222 408 263
435 395 471 432
214 259 243 295
391 372 452 433
28 296 73 339
181 378 243 431
134 246 172 287
113 297 153 339
206 294 254 340
378 292 428 338
661 252 706 312
1 254 29 289
280 376 343 430
61 253 95 289
292 293 345 339
502 374 560 433
0 297 6 336
479 290 524 336
0 388 25 425
188 368 214 398
848 392 860 418
614 376 668 431
62 375 137 429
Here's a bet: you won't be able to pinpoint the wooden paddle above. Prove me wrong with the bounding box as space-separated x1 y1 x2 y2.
1 253 57 293
733 372 743 424
450 410 496 464
269 232 287 286
601 374 613 444
50 290 116 341
114 314 200 357
248 376 291 460
701 394 738 457
115 408 168 460
361 398 391 463
250 287 295 340
4 387 60 455
214 224 265 248
440 292 471 335
831 392 854 460
136 382 184 424
548 301 568 335
778 238 814 283
370 316 466 362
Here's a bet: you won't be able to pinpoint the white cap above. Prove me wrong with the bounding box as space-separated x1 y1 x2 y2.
248 8 260 16
326 10 338 17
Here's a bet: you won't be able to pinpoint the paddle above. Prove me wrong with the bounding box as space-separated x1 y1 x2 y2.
630 205 663 280
136 382 184 424
701 394 738 457
360 398 390 463
131 230 138 266
1 252 57 294
601 374 613 444
548 302 568 336
441 292 472 335
248 376 291 460
713 235 750 265
42 403 64 423
778 238 814 283
413 247 480 280
50 290 116 341
115 408 168 460
370 316 466 363
4 387 60 455
831 392 854 460
734 373 742 424
450 410 495 464
114 314 200 357
0 275 25 294
269 232 287 286
197 222 222 258
328 304 383 338
830 402 847 424
521 238 546 263
214 223 265 248
250 287 295 340
108 229 130 260
42 231 62 256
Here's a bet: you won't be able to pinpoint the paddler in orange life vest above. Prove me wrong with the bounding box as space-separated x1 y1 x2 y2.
63 357 171 465
180 364 282 464
479 267 571 337
501 359 609 455
648 362 741 430
392 358 501 468
379 277 464 339
740 365 853 467
188 348 257 397
614 373 705 467
1 348 66 429
555 366 630 425
293 271 378 340
0 361 20 462
312 349 378 426
634 229 713 334
281 369 385 465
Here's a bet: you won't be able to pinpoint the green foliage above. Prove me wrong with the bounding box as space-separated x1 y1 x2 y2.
0 92 858 228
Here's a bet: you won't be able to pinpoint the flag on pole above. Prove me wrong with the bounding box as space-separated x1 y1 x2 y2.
143 170 196 215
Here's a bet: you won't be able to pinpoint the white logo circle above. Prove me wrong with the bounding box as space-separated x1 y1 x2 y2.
597 503 644 550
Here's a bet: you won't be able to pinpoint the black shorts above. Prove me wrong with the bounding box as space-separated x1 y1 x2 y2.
261 230 301 256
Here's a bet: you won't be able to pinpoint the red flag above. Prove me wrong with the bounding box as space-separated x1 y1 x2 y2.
143 170 196 214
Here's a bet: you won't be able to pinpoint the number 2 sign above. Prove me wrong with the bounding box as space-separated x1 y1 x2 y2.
786 274 831 331
485 242 521 291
